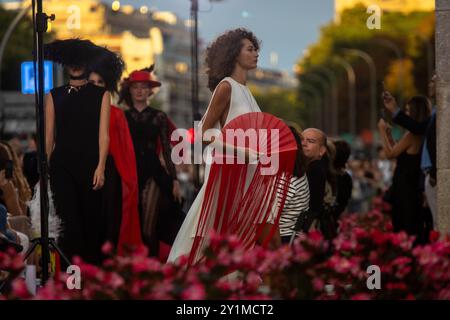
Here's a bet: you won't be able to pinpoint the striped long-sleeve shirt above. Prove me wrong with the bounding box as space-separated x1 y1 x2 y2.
277 174 310 237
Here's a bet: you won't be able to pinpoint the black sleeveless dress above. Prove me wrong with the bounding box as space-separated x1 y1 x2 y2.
49 82 106 266
390 151 423 237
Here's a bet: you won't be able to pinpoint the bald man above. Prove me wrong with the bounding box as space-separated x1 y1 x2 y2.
301 128 327 162
298 128 328 234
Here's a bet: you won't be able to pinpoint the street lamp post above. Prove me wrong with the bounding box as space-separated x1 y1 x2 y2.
298 83 323 128
372 38 404 107
299 72 331 130
190 0 201 190
332 56 356 136
343 48 377 156
309 66 338 136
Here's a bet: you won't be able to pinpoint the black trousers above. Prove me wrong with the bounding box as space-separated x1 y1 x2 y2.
50 156 103 269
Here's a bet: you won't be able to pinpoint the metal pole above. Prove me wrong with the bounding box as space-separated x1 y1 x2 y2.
309 67 338 136
190 0 201 190
299 73 330 130
343 48 377 155
35 0 51 284
298 83 323 128
372 38 404 107
333 56 356 136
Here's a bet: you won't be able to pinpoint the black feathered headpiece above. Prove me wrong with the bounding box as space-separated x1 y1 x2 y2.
44 38 104 68
88 48 125 93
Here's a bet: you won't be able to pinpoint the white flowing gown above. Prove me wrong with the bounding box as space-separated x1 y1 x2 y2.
168 77 261 263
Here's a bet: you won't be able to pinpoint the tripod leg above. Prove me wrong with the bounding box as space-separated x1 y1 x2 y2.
49 240 71 268
23 239 40 261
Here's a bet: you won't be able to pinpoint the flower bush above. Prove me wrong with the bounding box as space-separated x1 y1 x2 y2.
1 209 449 300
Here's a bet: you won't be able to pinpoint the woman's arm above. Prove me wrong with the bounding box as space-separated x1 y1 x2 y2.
158 112 183 203
378 119 412 160
93 91 111 190
45 93 55 161
201 81 231 136
200 81 258 161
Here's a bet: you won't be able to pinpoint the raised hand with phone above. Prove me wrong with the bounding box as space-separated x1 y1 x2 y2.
381 82 399 126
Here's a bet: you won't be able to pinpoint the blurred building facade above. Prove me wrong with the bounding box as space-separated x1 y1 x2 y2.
248 68 298 91
3 0 211 132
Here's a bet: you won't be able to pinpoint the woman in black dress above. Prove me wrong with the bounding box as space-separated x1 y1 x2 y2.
332 140 353 220
379 95 431 241
119 68 183 258
44 39 111 266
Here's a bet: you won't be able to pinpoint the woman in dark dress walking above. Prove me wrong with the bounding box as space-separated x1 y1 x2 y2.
119 68 183 258
88 49 143 255
379 95 431 241
44 39 111 266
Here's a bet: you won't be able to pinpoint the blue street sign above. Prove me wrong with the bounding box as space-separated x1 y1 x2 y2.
21 61 53 94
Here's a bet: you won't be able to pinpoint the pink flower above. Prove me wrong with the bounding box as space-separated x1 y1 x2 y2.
150 280 174 299
131 257 161 273
312 277 325 291
429 231 440 243
295 249 312 263
102 242 114 255
12 279 31 299
391 256 412 267
227 234 242 250
132 245 149 258
386 282 408 291
104 272 124 289
350 293 372 300
246 272 262 289
333 236 356 252
308 230 324 246
181 283 206 300
371 229 387 246
162 264 176 277
369 250 378 262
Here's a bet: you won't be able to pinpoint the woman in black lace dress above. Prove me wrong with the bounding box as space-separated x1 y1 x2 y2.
119 68 183 258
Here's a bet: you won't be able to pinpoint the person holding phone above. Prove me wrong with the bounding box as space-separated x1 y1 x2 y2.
382 74 437 229
378 94 431 242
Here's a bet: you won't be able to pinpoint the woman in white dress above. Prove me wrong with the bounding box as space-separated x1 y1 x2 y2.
168 29 268 264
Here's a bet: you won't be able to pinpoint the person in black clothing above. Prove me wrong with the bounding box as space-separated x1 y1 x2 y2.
22 135 39 192
378 95 431 242
382 74 437 228
44 39 111 266
333 140 353 220
301 128 328 236
119 68 183 258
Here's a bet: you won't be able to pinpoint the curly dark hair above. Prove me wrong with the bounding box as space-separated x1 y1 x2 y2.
205 28 260 92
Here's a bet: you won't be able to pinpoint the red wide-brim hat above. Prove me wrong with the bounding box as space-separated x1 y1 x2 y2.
128 70 161 88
